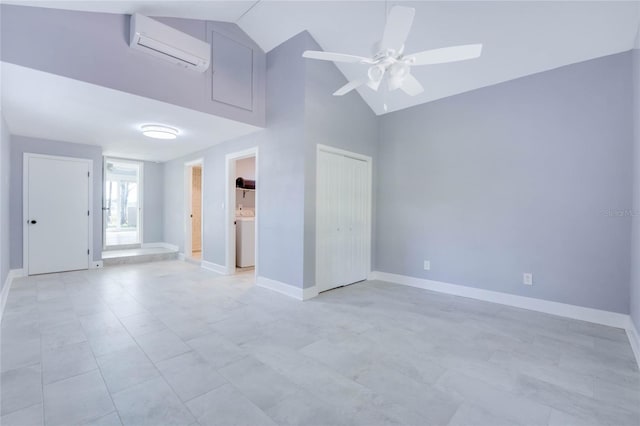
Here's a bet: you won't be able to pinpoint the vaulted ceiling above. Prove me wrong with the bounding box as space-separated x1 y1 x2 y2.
4 0 640 115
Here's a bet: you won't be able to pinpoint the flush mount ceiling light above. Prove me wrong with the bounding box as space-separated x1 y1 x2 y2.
141 124 179 140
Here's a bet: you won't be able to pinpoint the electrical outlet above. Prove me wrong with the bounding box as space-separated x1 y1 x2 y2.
523 273 533 286
423 260 431 271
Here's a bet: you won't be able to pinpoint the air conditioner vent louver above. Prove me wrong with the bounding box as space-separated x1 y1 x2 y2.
129 14 211 72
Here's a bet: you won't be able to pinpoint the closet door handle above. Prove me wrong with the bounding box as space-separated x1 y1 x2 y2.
29 220 37 224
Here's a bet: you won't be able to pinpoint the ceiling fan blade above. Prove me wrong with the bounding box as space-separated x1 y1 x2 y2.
366 79 382 91
333 79 365 96
400 74 424 96
408 44 483 66
380 6 415 52
302 50 372 64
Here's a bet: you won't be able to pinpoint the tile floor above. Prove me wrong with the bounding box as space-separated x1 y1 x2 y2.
1 260 639 426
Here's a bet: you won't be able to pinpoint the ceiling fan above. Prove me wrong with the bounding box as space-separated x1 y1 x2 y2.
302 5 482 98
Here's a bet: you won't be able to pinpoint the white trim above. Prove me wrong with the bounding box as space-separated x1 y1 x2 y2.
1 269 25 323
139 162 144 245
89 261 103 269
317 143 373 162
141 242 179 251
201 260 229 275
369 271 630 329
256 276 317 301
627 319 640 369
23 153 93 276
315 144 372 292
225 147 258 276
303 286 320 300
184 158 204 261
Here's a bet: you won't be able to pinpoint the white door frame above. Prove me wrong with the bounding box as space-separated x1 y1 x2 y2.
225 147 258 275
103 157 144 248
315 144 373 291
184 158 204 259
23 153 93 275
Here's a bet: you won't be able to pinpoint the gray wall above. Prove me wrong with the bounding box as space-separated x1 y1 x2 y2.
162 31 376 289
302 34 378 288
142 161 164 243
0 114 10 289
236 157 256 180
163 136 257 263
631 46 640 328
376 52 634 314
163 31 308 288
10 136 103 268
0 4 266 127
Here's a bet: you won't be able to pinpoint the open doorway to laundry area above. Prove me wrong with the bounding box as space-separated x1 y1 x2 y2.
185 159 203 261
103 158 143 249
226 148 258 276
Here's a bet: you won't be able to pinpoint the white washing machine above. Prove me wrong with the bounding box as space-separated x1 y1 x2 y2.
236 217 255 267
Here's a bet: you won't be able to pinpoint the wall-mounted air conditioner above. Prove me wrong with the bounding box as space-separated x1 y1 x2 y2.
129 13 211 72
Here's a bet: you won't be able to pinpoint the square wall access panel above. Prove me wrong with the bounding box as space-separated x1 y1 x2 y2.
210 31 254 111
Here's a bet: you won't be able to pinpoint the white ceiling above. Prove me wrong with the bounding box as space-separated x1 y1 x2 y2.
0 62 261 162
4 1 640 115
238 0 640 114
1 0 258 22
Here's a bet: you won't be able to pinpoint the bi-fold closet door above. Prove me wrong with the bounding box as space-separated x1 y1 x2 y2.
316 147 371 293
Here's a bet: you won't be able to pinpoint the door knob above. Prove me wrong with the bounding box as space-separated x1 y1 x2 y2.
30 220 37 224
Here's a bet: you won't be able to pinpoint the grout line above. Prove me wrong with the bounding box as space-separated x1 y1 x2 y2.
81 271 126 426
38 306 45 425
102 282 199 422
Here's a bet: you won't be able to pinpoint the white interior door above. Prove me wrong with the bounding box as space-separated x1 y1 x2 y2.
316 148 371 293
317 150 342 290
345 156 369 285
26 155 90 275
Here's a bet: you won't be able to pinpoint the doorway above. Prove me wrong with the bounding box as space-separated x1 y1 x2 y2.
225 148 258 275
103 158 143 248
185 159 204 260
23 153 92 275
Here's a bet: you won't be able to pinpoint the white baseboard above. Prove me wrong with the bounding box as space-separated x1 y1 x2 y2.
369 271 630 330
627 319 640 369
303 286 319 300
201 260 228 275
89 260 103 269
1 269 25 323
256 276 317 301
142 242 179 251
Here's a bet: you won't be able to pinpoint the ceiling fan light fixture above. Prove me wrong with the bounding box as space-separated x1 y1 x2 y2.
368 65 385 82
141 124 179 140
301 5 482 101
387 75 403 91
389 62 409 79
